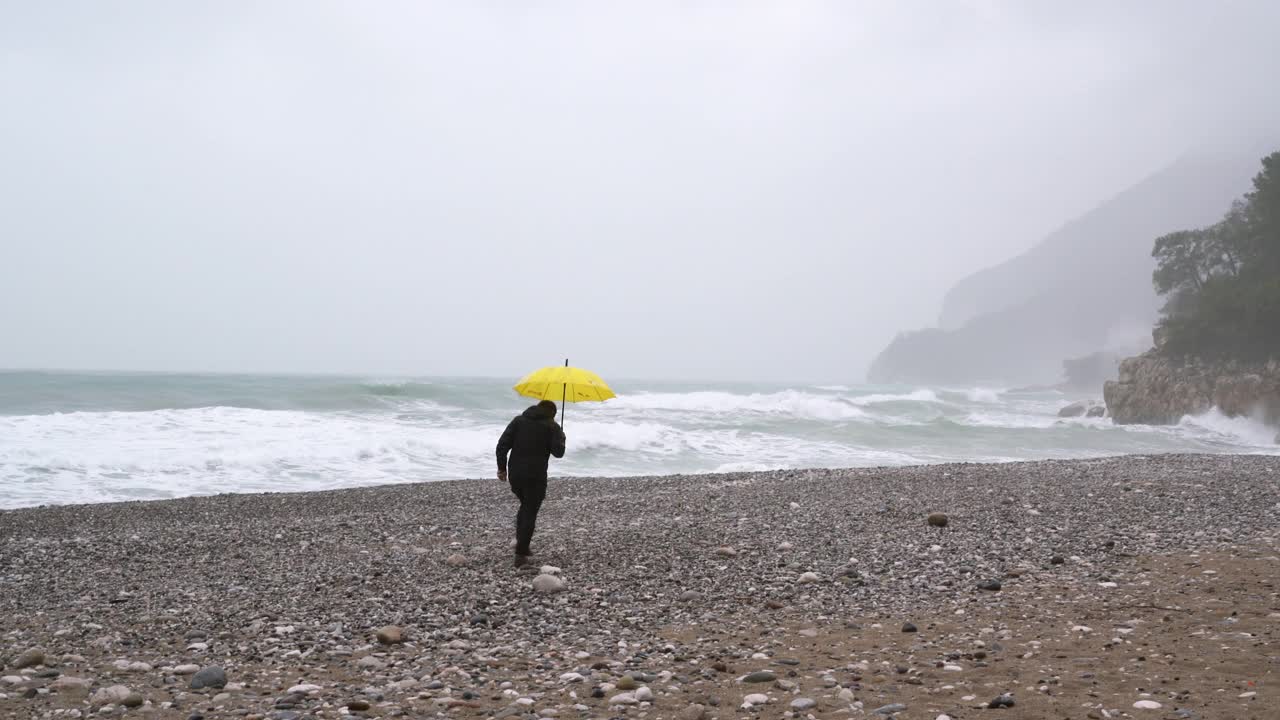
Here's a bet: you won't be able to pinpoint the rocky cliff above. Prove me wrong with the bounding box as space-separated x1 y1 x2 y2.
869 150 1258 386
1103 352 1280 429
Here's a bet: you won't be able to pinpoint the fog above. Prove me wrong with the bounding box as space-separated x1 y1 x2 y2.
3 1 1278 382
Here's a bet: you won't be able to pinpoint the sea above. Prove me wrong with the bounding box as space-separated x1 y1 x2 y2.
1 371 1276 509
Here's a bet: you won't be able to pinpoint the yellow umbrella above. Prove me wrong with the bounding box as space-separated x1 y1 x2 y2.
514 359 615 425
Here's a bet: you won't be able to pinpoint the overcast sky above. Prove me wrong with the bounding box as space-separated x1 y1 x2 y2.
2 1 1278 382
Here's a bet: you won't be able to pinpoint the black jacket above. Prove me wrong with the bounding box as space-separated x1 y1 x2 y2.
496 405 566 481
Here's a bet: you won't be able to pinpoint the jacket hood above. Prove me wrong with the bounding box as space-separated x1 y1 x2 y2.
522 404 553 420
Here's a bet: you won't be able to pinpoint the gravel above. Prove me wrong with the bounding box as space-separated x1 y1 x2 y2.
1 453 1277 718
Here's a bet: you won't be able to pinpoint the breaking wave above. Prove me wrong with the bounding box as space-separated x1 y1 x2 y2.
1 371 1275 508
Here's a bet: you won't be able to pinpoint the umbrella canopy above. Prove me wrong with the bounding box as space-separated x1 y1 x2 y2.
513 363 616 404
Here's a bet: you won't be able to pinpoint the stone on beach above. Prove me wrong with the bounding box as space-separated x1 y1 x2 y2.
680 703 707 720
532 574 567 593
376 625 404 644
90 685 136 707
356 655 385 670
11 648 44 670
790 697 817 711
50 676 92 694
988 693 1016 708
927 512 949 527
610 692 639 705
189 665 227 689
615 675 638 690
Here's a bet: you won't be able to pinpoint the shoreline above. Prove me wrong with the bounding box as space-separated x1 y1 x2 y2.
3 454 1278 719
3 450 1276 514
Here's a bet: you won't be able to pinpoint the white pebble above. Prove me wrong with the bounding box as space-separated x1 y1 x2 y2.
1133 700 1162 710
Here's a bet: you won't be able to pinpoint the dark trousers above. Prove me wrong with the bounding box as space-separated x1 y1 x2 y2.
509 476 547 556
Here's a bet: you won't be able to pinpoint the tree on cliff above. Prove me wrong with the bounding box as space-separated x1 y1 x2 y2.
1152 151 1280 360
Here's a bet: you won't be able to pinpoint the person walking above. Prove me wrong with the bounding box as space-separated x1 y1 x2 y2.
496 400 566 566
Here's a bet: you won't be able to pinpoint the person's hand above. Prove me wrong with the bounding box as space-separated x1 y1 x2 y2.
497 470 508 483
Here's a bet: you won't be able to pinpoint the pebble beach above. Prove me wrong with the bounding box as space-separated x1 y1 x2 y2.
2 454 1278 720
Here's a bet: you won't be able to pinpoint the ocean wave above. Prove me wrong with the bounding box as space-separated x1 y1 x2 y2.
608 390 867 420
4 374 1278 508
712 461 785 473
962 387 1004 403
357 380 438 398
958 410 1103 430
846 389 942 406
0 407 500 502
1175 408 1280 448
568 421 683 453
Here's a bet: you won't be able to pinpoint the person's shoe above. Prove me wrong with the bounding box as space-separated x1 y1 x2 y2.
514 552 534 568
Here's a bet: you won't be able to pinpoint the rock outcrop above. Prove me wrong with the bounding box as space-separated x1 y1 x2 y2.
1058 401 1107 418
1104 352 1280 428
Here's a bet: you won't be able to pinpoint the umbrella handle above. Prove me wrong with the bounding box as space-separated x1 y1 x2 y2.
561 358 568 428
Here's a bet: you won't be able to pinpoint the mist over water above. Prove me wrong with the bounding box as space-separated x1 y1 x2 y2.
2 372 1274 509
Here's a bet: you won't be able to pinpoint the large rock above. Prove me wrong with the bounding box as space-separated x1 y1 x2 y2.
1057 402 1087 418
1104 352 1280 426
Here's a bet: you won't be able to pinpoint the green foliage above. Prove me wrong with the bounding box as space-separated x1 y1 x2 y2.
1153 152 1280 361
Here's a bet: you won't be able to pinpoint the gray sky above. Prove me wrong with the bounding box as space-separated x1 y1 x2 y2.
2 1 1278 382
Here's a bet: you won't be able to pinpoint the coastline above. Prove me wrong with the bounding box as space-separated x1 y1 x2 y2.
2 455 1277 719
